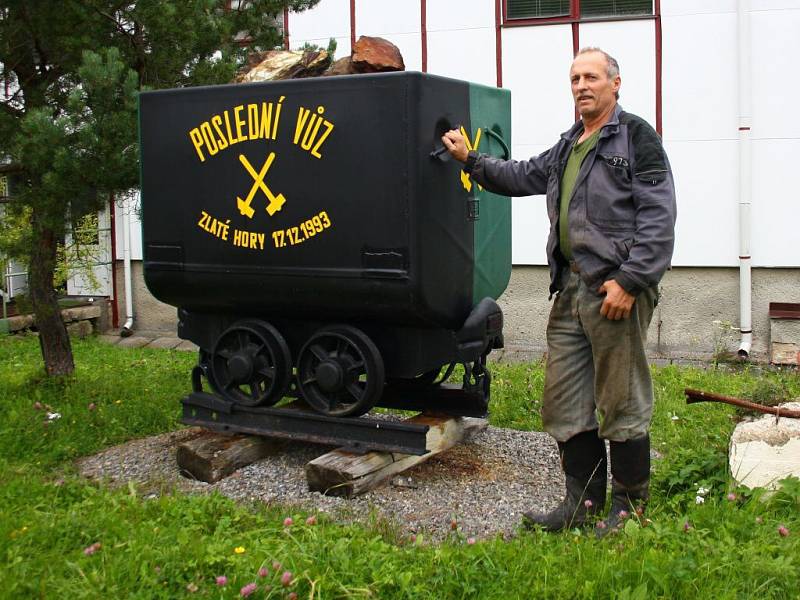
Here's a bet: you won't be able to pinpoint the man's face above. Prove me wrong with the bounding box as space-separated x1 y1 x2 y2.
570 52 620 119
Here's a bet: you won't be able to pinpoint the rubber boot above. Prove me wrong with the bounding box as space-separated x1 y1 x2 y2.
596 434 650 538
523 429 607 532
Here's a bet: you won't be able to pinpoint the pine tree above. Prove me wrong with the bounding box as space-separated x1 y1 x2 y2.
0 0 317 375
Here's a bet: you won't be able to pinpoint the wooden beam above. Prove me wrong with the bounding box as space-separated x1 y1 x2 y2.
177 430 284 483
306 414 487 497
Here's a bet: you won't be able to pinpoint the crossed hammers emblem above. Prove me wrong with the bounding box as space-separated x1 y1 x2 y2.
460 126 483 193
236 152 286 218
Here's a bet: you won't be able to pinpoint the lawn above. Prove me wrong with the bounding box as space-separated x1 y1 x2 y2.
1 334 799 599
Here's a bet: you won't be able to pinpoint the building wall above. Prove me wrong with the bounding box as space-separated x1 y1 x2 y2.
112 261 178 335
114 0 800 360
503 265 798 360
114 261 793 361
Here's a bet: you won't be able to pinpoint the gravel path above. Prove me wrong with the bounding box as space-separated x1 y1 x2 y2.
76 424 564 541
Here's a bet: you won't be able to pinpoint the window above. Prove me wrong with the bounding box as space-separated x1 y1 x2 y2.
581 0 652 17
508 1 570 19
506 0 653 20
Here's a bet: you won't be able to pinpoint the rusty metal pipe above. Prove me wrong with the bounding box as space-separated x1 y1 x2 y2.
685 388 800 419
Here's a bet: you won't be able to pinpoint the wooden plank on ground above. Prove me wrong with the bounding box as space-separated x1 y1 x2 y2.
177 430 284 483
305 414 487 497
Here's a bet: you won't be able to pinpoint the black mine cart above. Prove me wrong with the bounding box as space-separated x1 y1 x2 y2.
140 71 512 454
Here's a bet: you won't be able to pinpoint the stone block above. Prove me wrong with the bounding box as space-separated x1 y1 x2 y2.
61 305 102 322
770 317 800 365
7 314 34 332
730 401 800 489
771 342 799 366
67 320 94 339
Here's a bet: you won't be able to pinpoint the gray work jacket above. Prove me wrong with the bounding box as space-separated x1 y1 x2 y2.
465 104 676 296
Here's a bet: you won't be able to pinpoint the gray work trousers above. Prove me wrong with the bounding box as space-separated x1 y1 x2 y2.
541 269 657 443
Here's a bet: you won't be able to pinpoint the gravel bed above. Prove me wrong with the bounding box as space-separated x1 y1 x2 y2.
76 423 564 542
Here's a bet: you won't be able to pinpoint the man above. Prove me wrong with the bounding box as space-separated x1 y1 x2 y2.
442 48 676 535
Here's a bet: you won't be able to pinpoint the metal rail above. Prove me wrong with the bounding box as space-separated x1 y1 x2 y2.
181 392 432 455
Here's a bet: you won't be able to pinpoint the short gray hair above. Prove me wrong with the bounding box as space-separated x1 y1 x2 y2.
577 47 620 98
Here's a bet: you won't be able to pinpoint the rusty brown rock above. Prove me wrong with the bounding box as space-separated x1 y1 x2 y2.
324 56 355 77
351 36 405 73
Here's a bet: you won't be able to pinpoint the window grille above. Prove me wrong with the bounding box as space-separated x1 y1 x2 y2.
507 0 570 19
581 0 652 17
506 0 653 20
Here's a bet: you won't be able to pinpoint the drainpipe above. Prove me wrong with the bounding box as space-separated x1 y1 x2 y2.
737 0 752 358
120 195 134 337
108 195 119 329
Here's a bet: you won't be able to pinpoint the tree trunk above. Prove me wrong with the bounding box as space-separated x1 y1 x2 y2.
29 211 74 376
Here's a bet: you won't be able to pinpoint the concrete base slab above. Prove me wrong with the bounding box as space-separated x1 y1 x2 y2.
97 334 121 345
148 337 182 349
117 337 151 349
176 340 199 352
730 401 800 489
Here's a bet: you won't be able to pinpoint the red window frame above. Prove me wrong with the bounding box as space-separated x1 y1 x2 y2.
503 0 654 27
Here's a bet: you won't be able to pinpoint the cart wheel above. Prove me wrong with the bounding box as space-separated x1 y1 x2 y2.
210 320 291 407
297 325 384 417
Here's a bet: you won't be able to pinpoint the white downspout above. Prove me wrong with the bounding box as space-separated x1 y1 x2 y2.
737 0 752 359
120 195 134 337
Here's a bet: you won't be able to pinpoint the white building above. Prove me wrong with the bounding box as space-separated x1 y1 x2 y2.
105 0 799 360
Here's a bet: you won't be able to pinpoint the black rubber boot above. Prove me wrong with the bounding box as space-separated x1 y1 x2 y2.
596 434 650 538
523 429 607 532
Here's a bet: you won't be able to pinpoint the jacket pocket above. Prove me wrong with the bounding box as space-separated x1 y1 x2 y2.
635 169 668 185
586 158 635 231
612 237 634 262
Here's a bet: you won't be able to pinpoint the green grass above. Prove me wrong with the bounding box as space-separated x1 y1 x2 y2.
1 334 799 598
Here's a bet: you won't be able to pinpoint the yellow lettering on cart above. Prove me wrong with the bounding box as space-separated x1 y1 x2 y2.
223 111 236 147
211 115 228 151
197 210 230 242
259 102 273 140
234 105 246 143
189 128 206 162
247 104 259 140
273 96 285 140
229 228 266 251
271 210 332 249
459 126 483 193
293 105 334 159
187 97 287 162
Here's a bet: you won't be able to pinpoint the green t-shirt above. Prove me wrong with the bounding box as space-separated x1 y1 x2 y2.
559 128 601 260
